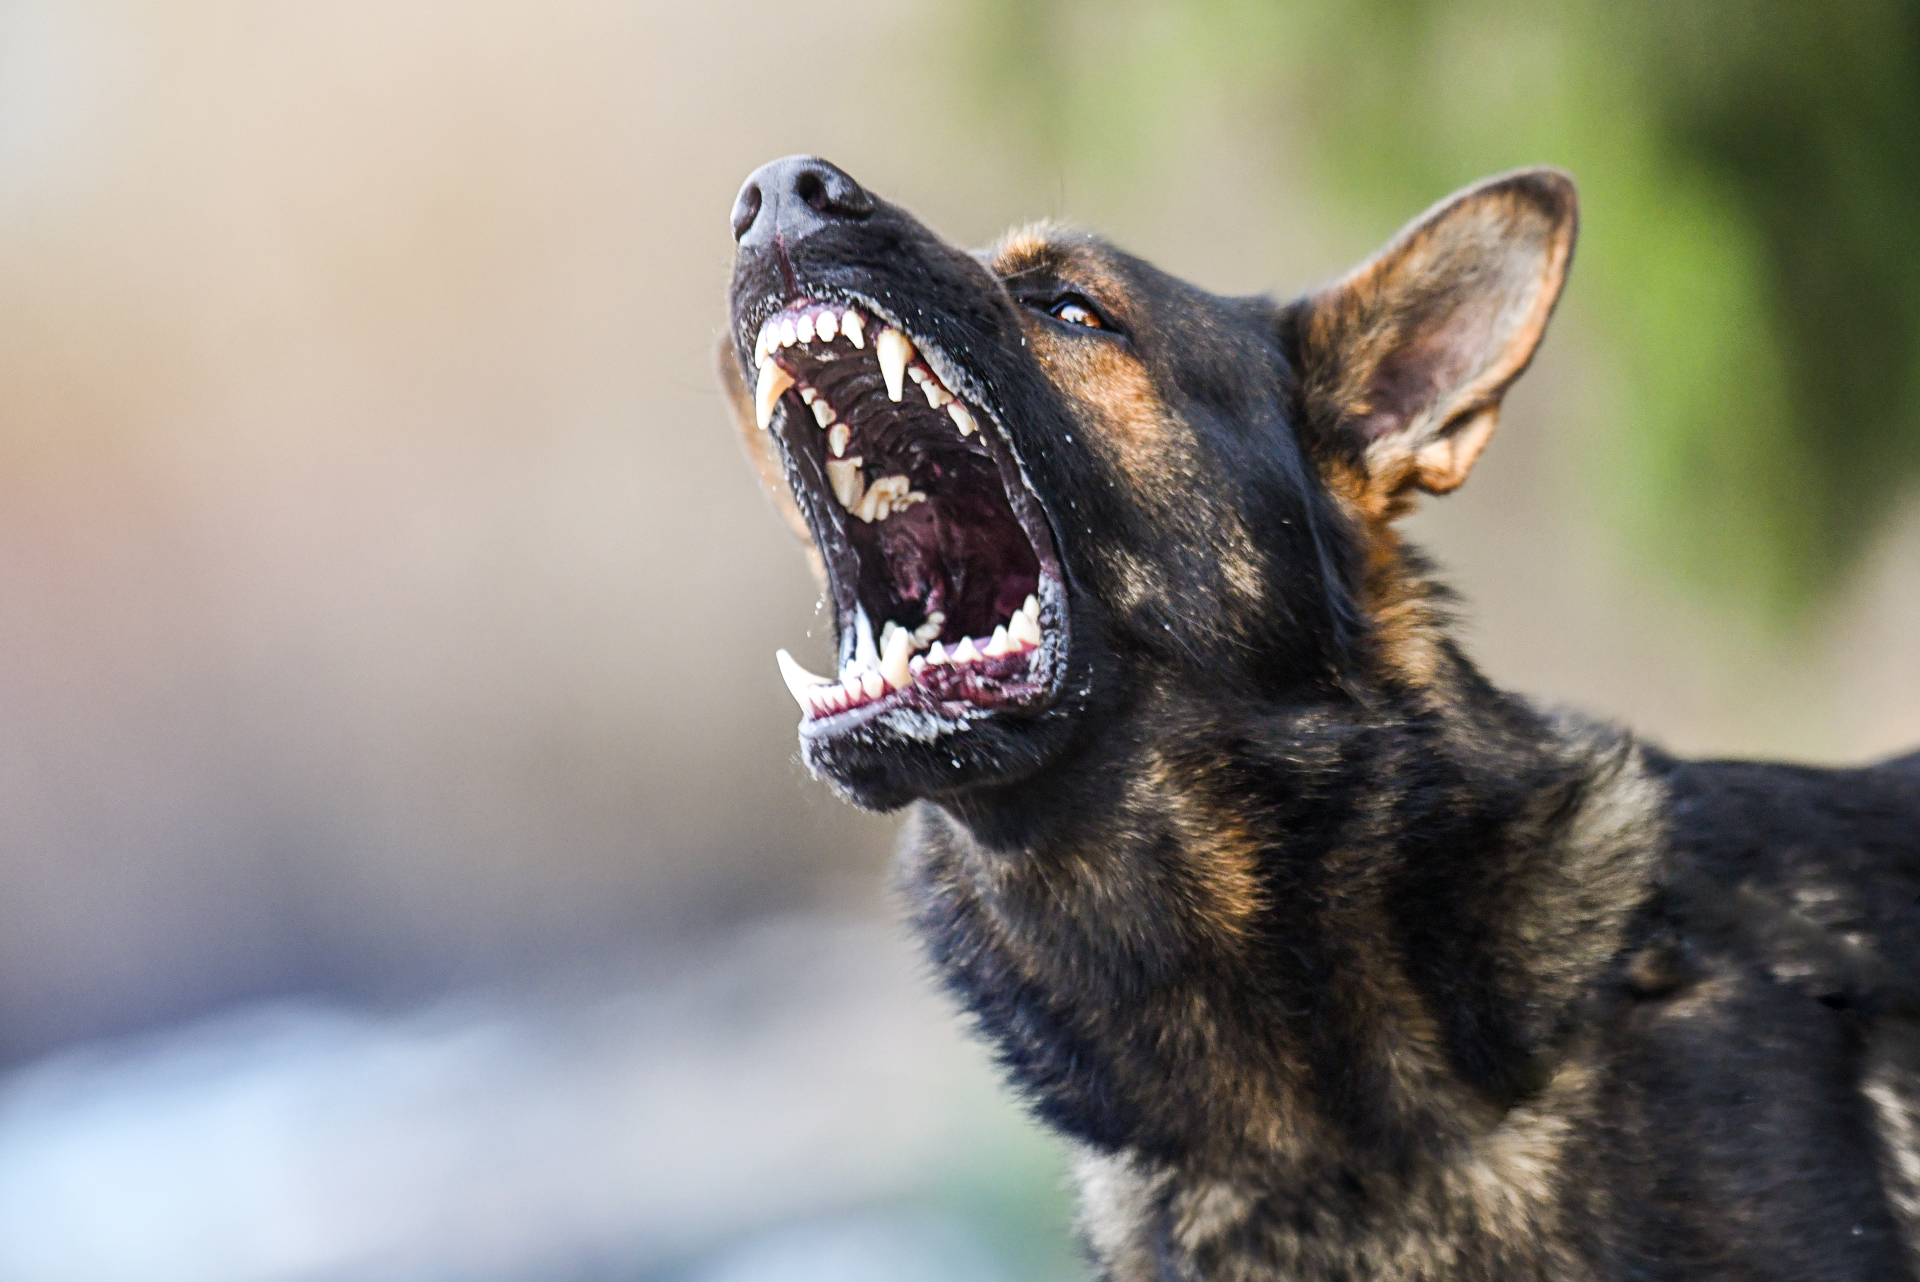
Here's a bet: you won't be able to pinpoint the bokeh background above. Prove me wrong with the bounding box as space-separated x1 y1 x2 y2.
0 2 1914 1278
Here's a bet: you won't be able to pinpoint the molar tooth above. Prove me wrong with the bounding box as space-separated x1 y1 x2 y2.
984 625 1012 657
842 310 864 348
953 636 982 664
825 457 864 509
881 625 912 690
811 399 835 427
796 313 816 344
775 648 833 710
755 361 795 430
828 423 850 457
877 328 912 402
926 641 949 665
947 403 975 437
816 311 838 342
914 619 942 643
1009 610 1042 648
855 488 882 523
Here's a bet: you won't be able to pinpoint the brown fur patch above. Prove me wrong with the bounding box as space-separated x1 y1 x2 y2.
715 334 826 587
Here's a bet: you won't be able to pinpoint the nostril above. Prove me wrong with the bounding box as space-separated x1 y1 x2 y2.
730 182 763 242
795 170 827 210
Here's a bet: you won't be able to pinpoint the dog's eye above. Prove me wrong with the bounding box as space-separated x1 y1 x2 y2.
1049 296 1105 329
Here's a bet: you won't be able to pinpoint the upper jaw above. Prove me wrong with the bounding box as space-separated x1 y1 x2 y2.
732 280 1073 746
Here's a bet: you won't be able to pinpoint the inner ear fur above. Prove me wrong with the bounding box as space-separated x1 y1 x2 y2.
716 336 827 586
1282 167 1577 513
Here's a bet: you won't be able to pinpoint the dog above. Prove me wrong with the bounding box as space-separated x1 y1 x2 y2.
718 155 1920 1281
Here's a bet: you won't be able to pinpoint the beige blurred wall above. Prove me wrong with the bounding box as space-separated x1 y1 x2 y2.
0 0 1912 1064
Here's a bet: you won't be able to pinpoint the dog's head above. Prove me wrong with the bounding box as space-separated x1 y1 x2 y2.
722 157 1576 810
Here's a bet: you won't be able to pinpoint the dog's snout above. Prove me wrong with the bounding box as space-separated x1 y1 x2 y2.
732 156 874 247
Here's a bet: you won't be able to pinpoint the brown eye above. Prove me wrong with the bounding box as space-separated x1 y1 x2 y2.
1049 296 1104 329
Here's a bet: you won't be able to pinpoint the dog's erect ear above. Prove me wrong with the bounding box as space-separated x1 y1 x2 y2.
1282 168 1576 510
716 337 827 585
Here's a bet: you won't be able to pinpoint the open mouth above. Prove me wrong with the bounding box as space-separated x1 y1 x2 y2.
748 299 1066 730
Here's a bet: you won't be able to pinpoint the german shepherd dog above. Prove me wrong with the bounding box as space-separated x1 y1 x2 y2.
719 156 1920 1281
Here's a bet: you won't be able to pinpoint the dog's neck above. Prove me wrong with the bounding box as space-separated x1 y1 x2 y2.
901 610 1663 1233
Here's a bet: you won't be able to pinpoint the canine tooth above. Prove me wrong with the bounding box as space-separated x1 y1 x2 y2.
861 669 885 699
877 328 912 402
953 636 981 664
843 310 864 348
755 361 795 430
797 313 816 344
927 641 949 665
816 311 838 342
881 625 913 690
854 605 879 668
1009 609 1042 648
984 625 1012 657
828 422 850 457
776 649 833 709
754 327 772 366
811 399 835 427
826 457 864 509
779 318 798 348
948 403 975 437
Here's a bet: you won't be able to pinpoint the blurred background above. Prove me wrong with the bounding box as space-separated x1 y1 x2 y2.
0 1 1913 1278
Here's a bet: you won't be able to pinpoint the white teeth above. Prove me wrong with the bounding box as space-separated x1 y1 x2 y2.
984 625 1012 657
953 636 981 664
816 311 838 342
926 641 948 665
799 386 816 405
754 328 772 367
881 625 912 690
856 475 921 524
826 457 864 510
796 313 816 344
877 328 912 402
913 615 943 643
776 648 833 710
947 403 975 437
909 655 927 677
755 361 795 430
1009 609 1042 648
811 399 835 427
843 311 864 348
779 318 798 348
907 363 928 384
828 422 850 457
1023 594 1039 619
861 669 885 698
921 379 944 408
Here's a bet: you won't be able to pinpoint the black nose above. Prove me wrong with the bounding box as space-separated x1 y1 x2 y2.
731 155 875 247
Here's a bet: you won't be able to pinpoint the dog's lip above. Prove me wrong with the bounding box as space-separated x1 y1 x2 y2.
740 286 1074 736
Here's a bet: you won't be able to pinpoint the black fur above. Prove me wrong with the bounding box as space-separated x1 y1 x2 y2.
723 157 1920 1281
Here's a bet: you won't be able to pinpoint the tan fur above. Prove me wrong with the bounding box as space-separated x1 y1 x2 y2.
716 334 826 587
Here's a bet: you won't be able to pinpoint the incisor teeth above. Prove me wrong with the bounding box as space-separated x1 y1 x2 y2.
755 361 795 430
797 313 816 344
1009 609 1042 648
826 457 864 510
816 311 838 342
779 318 798 348
881 626 912 690
948 403 975 437
811 399 834 427
799 386 816 405
775 649 833 710
828 423 850 457
843 311 864 348
877 328 912 402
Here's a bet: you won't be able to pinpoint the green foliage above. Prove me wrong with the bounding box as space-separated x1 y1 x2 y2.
948 0 1920 622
